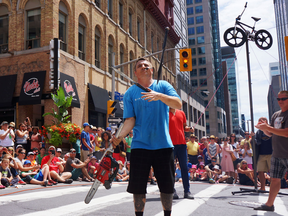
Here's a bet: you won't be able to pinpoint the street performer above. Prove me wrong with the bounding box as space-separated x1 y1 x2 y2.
112 58 182 216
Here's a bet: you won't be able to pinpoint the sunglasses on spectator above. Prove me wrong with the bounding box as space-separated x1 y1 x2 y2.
277 97 288 101
242 162 247 164
70 151 76 153
212 160 217 162
210 138 215 139
20 152 25 154
57 151 62 153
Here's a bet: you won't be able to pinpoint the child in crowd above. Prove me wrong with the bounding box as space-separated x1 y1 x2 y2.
116 161 128 182
0 158 13 188
241 142 253 169
212 165 221 183
197 162 207 181
189 165 198 181
88 156 99 178
175 162 182 182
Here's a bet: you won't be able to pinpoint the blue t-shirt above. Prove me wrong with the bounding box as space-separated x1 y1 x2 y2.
123 80 180 150
81 131 91 151
175 168 182 178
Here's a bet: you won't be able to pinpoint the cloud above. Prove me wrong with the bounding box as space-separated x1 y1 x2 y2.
219 0 278 130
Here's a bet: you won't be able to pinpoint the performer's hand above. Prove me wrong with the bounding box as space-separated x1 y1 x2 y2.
190 127 194 133
141 90 162 102
111 135 122 148
255 122 268 131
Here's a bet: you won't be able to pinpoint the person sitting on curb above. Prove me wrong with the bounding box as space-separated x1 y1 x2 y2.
115 160 128 182
88 156 99 178
64 148 94 182
0 158 13 188
205 157 222 184
41 146 73 184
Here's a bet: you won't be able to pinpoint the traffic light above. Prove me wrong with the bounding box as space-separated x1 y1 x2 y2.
107 100 117 115
285 36 288 61
49 38 60 90
180 48 192 72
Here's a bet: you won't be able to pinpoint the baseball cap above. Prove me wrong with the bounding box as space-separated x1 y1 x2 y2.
1 121 8 126
16 145 23 149
56 148 62 152
24 160 31 165
187 163 192 169
83 122 90 127
106 127 111 131
64 153 70 157
70 148 76 152
90 156 97 160
27 152 34 156
192 165 197 169
197 155 203 159
200 162 205 166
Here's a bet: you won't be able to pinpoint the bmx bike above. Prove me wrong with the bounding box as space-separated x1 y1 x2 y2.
223 2 272 50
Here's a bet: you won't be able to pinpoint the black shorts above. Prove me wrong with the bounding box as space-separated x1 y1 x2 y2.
21 174 33 183
127 148 175 194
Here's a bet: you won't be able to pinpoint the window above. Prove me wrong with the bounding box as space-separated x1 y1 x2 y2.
200 79 207 86
198 47 205 54
108 0 112 18
199 68 206 76
189 106 193 122
137 19 141 43
193 108 197 123
95 27 101 68
188 27 195 35
187 17 194 25
195 0 202 3
26 9 41 49
0 6 9 54
271 66 278 70
190 69 197 77
198 57 206 65
119 2 123 28
189 38 195 46
196 16 203 23
192 58 196 66
191 48 196 56
206 123 210 133
108 36 114 74
187 7 193 15
95 0 100 8
196 26 204 34
187 0 193 5
128 12 133 36
130 51 134 83
59 1 68 51
205 111 209 119
191 79 198 87
197 36 204 44
195 6 203 13
78 15 86 60
151 32 154 53
120 45 124 80
204 100 208 107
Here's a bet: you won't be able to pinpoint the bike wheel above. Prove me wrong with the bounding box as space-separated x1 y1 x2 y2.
224 27 247 47
255 29 273 50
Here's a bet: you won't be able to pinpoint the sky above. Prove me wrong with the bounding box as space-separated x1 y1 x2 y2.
218 0 279 131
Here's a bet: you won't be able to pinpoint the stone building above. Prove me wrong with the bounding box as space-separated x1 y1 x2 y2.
0 0 179 128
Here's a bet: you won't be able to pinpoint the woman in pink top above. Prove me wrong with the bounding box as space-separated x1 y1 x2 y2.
220 137 234 177
30 127 41 150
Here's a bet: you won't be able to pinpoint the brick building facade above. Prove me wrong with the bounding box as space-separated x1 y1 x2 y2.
0 0 179 128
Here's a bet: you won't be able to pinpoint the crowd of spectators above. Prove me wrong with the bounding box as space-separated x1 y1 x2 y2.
1 118 288 190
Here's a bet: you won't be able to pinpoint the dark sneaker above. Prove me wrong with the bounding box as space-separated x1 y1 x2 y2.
184 192 194 199
254 204 274 212
173 192 179 199
150 179 157 185
64 179 73 184
49 180 58 185
43 180 48 187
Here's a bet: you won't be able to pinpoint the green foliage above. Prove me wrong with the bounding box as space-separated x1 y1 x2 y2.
43 87 72 124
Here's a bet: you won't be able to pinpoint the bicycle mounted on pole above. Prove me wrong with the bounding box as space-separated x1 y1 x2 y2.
223 2 273 50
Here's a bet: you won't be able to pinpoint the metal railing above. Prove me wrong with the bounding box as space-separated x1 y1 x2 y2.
26 38 40 49
0 44 8 54
78 50 85 61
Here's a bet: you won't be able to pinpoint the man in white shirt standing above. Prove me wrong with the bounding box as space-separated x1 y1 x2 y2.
0 121 15 148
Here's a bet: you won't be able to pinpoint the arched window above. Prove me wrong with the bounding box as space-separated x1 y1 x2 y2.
95 26 101 68
25 0 41 49
120 44 124 80
78 15 86 60
59 1 68 51
129 51 134 83
108 36 114 74
0 5 9 54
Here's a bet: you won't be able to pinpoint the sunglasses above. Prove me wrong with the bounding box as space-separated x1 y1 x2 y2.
57 151 62 153
20 152 26 154
210 138 215 139
242 162 247 164
212 160 217 162
277 97 288 101
70 151 76 153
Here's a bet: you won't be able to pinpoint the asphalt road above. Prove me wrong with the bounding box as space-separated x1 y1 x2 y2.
0 181 288 216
